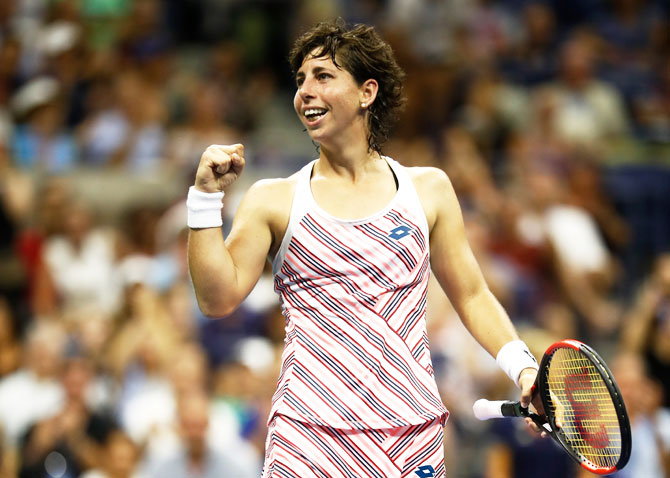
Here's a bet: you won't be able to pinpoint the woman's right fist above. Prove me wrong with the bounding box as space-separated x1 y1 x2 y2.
194 144 245 193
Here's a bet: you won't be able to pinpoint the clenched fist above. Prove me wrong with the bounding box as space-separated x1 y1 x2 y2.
194 144 245 193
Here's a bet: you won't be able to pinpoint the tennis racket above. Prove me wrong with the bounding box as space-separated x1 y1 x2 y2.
473 339 631 475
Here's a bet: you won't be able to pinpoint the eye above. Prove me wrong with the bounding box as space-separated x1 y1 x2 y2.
317 73 332 81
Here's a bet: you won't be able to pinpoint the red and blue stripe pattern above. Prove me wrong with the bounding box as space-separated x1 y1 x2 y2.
271 178 448 430
262 414 446 477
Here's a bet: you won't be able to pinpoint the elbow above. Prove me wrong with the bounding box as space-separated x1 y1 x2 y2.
196 298 238 319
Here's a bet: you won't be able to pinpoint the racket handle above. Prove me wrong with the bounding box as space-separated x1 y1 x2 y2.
473 399 525 420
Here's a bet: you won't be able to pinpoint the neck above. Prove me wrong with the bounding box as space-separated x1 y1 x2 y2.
316 111 374 165
317 144 383 182
188 442 206 465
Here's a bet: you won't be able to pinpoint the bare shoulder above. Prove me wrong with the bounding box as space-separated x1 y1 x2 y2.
405 165 451 191
236 173 299 254
244 174 299 212
405 166 456 228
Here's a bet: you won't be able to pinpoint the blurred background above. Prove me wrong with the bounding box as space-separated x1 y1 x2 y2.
0 0 669 477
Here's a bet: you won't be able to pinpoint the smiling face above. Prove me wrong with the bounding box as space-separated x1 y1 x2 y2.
294 52 369 150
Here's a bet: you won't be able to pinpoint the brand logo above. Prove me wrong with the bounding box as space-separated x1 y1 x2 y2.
523 349 538 364
389 225 412 240
414 465 436 478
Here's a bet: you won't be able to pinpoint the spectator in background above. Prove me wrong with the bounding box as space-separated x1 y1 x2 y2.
0 34 21 108
0 125 36 328
440 127 503 218
211 337 279 456
118 0 171 74
78 70 165 173
610 351 670 478
10 76 79 172
203 41 253 133
166 79 239 178
19 177 71 319
36 20 88 128
141 389 261 478
43 198 119 316
631 56 670 142
518 167 622 338
593 0 663 81
454 68 530 164
566 155 630 253
540 33 629 153
621 253 670 408
498 2 559 86
114 205 161 289
505 85 572 178
104 284 181 446
81 430 142 478
0 298 21 379
19 354 117 478
0 320 66 447
135 341 263 468
462 0 519 65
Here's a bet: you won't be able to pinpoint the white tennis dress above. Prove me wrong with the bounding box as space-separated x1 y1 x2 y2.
271 157 448 430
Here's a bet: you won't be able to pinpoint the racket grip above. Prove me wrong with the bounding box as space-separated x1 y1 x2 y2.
473 399 523 420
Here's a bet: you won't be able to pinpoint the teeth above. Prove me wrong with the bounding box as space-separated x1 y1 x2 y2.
305 108 326 118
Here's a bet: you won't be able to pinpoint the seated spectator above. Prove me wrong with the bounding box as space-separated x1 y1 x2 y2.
630 57 670 142
505 88 572 178
141 388 261 478
0 320 66 446
78 69 166 173
19 354 117 478
498 2 559 86
538 33 629 152
80 430 142 478
10 77 78 172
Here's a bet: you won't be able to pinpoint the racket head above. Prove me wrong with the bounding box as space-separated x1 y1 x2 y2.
537 340 631 475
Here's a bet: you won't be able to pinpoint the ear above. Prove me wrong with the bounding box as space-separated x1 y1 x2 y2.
359 78 378 109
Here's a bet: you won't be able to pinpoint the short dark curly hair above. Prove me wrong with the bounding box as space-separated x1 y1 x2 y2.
289 19 406 154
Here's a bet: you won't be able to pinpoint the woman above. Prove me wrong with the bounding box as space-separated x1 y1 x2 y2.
187 19 539 477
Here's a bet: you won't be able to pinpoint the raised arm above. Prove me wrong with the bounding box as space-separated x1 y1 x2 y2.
187 144 275 318
415 168 538 405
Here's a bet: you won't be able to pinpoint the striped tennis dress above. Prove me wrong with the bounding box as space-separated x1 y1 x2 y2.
271 157 449 430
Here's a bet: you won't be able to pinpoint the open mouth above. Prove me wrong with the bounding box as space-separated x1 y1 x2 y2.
304 108 327 121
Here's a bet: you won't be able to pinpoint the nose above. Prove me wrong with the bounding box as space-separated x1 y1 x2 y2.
297 77 316 101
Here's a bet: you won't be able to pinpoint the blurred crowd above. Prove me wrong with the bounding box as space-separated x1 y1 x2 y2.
0 0 669 477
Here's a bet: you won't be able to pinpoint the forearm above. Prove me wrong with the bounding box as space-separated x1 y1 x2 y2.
188 228 241 317
456 286 519 358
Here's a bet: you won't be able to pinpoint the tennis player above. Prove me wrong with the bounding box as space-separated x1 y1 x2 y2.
187 19 540 478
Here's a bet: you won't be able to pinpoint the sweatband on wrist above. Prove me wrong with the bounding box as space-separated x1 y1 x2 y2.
186 186 224 229
496 339 539 387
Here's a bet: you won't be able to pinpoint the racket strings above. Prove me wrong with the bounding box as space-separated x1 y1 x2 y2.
544 348 622 468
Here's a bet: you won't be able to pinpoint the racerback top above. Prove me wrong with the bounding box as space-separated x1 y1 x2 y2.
271 157 448 429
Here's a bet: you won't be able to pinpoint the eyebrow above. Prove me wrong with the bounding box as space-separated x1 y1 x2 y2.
296 64 335 81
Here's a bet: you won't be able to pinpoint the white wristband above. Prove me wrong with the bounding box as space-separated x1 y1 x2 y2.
496 340 538 387
186 186 224 229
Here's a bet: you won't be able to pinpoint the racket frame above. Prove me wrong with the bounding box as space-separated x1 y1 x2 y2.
537 339 632 475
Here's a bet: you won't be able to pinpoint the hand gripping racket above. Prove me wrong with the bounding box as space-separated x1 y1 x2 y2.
473 339 631 475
